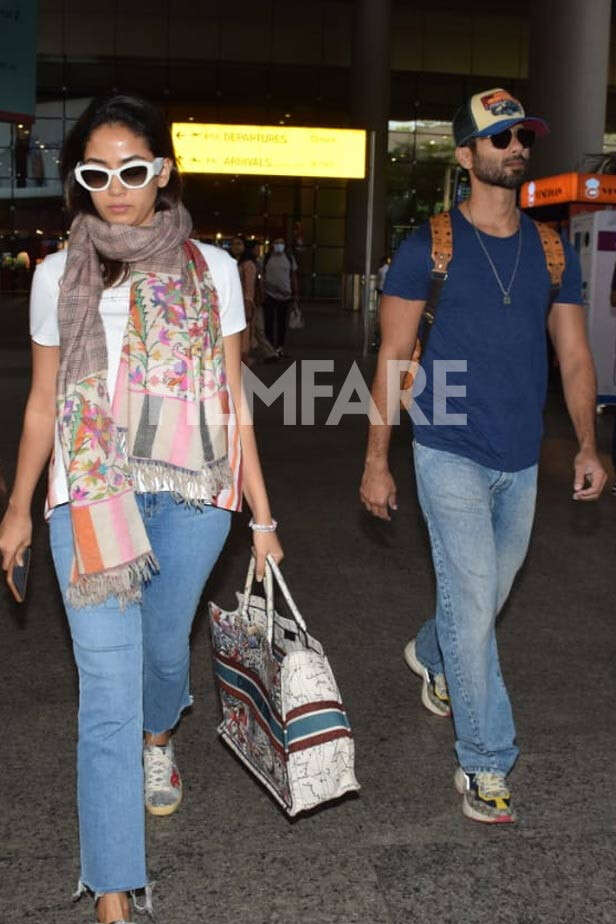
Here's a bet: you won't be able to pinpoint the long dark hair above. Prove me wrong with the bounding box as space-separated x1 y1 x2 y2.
238 238 257 266
60 94 182 286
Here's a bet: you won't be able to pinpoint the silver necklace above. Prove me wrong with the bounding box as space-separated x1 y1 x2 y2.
467 204 522 305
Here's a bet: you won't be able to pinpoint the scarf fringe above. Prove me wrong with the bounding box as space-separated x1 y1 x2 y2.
130 457 232 501
67 551 159 609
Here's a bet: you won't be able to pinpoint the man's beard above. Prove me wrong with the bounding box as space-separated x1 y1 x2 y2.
472 151 529 190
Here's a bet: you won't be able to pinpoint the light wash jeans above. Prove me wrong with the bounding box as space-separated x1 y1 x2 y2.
413 442 538 775
49 493 231 894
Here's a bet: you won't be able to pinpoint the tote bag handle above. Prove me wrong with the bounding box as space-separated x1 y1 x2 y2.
240 554 307 644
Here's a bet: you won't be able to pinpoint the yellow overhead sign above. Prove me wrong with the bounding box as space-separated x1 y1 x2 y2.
172 123 366 179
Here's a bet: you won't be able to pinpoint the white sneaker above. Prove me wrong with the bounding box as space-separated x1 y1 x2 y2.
143 740 182 817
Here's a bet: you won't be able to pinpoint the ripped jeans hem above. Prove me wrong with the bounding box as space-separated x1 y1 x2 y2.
143 692 194 736
73 878 155 914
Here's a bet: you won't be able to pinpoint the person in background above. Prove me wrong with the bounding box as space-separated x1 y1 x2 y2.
230 235 255 366
376 255 390 297
244 239 279 363
231 235 277 365
228 235 244 261
251 239 263 273
262 236 298 357
372 255 391 350
0 94 283 924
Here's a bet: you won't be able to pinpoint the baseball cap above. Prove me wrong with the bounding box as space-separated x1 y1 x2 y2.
452 87 549 147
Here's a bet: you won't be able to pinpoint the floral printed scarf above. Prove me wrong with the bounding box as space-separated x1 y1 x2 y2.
57 204 231 607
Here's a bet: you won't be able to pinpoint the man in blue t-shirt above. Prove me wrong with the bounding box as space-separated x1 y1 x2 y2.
360 87 607 824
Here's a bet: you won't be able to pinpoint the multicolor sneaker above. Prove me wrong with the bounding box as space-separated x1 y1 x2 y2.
143 740 182 817
403 638 451 717
454 768 516 824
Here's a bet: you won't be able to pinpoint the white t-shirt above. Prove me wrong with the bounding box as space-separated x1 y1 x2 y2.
30 241 246 508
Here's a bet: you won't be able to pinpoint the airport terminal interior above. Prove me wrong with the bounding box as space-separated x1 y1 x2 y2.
3 0 616 295
2 2 616 923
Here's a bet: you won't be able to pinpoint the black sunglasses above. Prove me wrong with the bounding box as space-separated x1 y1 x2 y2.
489 127 535 150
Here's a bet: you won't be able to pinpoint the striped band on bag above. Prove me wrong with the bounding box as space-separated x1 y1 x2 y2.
285 701 352 753
215 654 285 754
214 655 352 758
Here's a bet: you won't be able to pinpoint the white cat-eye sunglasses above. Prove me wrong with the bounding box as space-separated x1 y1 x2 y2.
74 157 165 192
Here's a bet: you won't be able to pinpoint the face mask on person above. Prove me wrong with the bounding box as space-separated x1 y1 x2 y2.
273 243 285 254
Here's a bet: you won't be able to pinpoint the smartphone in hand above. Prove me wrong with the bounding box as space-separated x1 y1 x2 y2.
7 547 31 603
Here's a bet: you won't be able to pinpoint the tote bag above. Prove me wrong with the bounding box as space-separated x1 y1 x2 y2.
209 555 359 816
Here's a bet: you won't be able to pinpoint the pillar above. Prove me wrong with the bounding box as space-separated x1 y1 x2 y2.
527 0 611 179
344 0 392 275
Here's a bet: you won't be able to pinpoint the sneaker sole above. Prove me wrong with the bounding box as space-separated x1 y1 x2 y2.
454 769 516 824
146 784 183 817
403 640 451 718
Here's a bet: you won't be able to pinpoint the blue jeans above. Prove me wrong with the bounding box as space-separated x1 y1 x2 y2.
413 442 537 775
49 493 231 894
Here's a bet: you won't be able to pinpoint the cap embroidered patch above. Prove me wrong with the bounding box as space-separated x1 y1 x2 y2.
479 90 525 117
452 86 549 147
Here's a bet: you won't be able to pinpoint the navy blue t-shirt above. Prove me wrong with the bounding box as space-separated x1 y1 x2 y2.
384 207 582 472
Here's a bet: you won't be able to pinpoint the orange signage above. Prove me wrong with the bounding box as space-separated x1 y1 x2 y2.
521 173 616 208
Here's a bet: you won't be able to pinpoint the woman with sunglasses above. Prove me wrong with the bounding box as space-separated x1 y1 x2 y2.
0 94 282 924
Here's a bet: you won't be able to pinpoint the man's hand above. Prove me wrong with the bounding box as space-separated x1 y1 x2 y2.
360 461 398 520
548 304 606 503
572 449 607 501
360 295 424 521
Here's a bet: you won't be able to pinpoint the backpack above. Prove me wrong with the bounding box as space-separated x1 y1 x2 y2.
402 212 566 393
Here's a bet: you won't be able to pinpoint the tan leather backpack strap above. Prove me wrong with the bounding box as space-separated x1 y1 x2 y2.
422 211 453 327
533 220 565 295
402 212 453 396
430 211 454 276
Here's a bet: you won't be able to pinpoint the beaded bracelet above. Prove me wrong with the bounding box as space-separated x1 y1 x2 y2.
248 518 278 532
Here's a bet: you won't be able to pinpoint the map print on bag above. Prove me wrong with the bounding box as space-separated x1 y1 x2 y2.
209 557 360 816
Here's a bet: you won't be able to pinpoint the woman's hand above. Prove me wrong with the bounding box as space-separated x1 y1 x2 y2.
0 503 32 580
252 529 283 582
0 342 57 588
222 332 282 581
